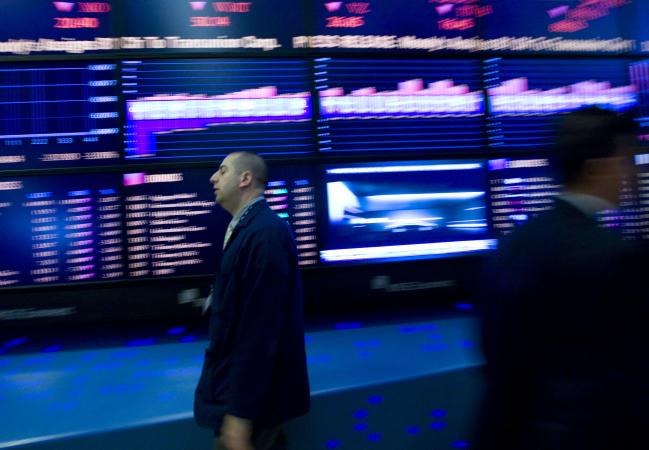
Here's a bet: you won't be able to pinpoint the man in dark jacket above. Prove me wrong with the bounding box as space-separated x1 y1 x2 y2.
477 107 649 450
194 152 310 450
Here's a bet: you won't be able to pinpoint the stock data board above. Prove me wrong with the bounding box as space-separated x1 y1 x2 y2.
315 58 486 154
121 0 307 54
0 173 124 288
122 59 315 162
0 0 117 55
0 61 122 170
485 58 636 150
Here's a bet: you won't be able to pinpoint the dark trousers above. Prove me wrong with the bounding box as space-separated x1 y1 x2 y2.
214 427 286 450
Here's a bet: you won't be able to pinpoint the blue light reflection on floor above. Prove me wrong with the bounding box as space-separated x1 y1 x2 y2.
0 318 482 446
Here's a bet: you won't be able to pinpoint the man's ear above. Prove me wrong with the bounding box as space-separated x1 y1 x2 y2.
581 157 613 179
239 170 253 187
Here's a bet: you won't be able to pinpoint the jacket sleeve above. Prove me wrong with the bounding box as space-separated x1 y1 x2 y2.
226 227 291 420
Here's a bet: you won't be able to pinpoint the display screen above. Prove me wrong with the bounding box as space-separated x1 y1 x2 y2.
316 59 485 154
121 0 306 54
623 152 649 240
0 173 124 288
483 0 634 53
486 58 637 150
123 164 320 280
122 59 314 162
320 160 496 264
630 59 649 145
296 0 492 52
488 157 561 235
295 0 637 54
0 61 121 170
263 165 320 267
0 0 117 56
123 168 227 279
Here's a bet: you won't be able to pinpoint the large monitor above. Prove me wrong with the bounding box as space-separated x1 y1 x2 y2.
0 172 124 288
122 59 315 162
630 59 649 145
486 58 637 151
122 168 226 279
316 58 486 154
319 160 496 264
0 61 122 170
121 164 320 279
0 0 117 56
297 0 491 52
121 0 306 54
482 0 634 53
488 157 561 235
624 152 649 240
0 163 320 290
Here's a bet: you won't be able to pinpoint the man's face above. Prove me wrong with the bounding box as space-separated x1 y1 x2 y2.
210 154 240 211
598 134 639 206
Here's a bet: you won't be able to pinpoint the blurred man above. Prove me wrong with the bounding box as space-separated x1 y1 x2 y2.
194 152 310 450
477 107 649 450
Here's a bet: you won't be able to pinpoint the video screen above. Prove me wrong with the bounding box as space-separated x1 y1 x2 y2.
123 164 319 280
486 58 637 150
296 0 491 52
0 61 122 170
483 0 634 53
121 0 306 54
622 152 649 240
320 160 496 264
263 165 320 267
123 168 226 279
316 59 485 154
122 59 314 162
630 59 649 145
0 173 124 288
627 0 649 54
0 0 117 56
488 158 561 235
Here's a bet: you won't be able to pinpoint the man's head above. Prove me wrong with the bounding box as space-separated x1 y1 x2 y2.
210 152 268 215
555 106 639 205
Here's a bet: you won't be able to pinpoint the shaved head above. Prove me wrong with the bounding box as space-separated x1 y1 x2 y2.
230 152 268 189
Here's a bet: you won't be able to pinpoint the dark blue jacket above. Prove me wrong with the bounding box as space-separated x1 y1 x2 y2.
194 200 310 431
477 198 649 450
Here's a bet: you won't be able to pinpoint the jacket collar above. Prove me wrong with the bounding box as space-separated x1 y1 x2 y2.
223 199 266 250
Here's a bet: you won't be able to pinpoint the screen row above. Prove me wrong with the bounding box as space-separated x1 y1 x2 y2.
5 154 649 290
1 57 648 170
1 0 648 56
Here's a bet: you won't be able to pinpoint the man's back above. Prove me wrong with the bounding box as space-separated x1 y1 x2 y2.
478 198 648 450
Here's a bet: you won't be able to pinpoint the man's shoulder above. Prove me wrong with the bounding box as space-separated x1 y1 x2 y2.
248 204 292 237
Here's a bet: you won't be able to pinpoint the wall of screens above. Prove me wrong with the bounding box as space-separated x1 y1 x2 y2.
1 1 648 323
1 1 648 57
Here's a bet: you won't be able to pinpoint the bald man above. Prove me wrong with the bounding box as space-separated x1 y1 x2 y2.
194 152 310 450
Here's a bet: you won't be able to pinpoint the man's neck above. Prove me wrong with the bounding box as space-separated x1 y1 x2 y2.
230 190 263 216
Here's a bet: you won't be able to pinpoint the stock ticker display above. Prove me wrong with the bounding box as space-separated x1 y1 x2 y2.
296 0 643 54
0 1 648 56
320 160 497 264
488 158 562 235
121 0 307 53
0 173 124 288
485 58 637 151
630 59 649 144
0 0 117 55
0 165 319 289
315 59 486 154
123 168 225 279
122 59 315 162
0 61 122 170
482 0 635 52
